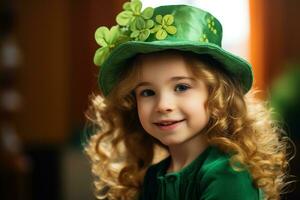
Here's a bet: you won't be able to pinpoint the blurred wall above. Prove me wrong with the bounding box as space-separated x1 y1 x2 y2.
250 1 300 198
15 0 124 145
16 0 71 144
250 0 300 96
1 0 125 200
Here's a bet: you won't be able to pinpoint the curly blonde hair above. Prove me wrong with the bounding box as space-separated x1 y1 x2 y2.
85 51 293 200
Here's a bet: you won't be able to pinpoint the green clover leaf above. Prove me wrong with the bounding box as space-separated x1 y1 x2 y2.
123 2 131 10
93 47 110 67
151 14 177 40
135 17 146 30
141 7 154 19
156 29 168 40
116 11 133 26
163 14 174 25
116 0 154 30
94 25 121 66
155 15 162 24
130 0 142 13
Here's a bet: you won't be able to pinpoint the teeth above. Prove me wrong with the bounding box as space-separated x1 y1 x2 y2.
155 120 184 126
159 121 176 126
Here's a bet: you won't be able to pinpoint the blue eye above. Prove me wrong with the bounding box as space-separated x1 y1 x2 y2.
175 84 190 92
140 89 155 97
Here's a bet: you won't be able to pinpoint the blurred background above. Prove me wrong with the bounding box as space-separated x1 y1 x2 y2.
0 0 299 199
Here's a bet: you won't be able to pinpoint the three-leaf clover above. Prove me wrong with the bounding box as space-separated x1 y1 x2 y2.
151 14 177 40
116 0 154 30
94 26 121 66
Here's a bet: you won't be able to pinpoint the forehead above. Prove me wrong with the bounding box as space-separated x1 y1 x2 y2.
136 52 194 79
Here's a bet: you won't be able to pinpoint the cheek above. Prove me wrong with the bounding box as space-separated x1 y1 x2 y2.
137 105 155 136
184 95 209 120
136 99 151 126
185 94 205 108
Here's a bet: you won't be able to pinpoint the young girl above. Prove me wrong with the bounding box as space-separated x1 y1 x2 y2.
85 1 292 199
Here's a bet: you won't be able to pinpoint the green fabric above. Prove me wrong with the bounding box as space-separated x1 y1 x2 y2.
96 4 253 96
139 146 261 200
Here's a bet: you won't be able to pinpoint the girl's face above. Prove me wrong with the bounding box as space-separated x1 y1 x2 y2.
134 53 210 147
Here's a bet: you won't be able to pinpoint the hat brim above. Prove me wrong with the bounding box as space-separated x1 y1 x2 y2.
99 40 253 96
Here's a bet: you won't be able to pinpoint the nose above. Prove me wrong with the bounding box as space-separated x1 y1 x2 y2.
155 93 174 113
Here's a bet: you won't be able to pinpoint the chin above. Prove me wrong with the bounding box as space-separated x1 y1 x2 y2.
159 138 182 147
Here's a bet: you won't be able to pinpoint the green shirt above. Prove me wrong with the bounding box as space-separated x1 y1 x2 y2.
139 146 262 200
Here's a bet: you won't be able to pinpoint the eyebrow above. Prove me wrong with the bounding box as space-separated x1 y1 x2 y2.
135 76 196 89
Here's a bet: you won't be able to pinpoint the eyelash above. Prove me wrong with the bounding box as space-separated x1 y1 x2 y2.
138 83 191 97
174 83 191 92
139 89 155 97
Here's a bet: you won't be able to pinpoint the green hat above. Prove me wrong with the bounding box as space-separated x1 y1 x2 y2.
94 0 253 96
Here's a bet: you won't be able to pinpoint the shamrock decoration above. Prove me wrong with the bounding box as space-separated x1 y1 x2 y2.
151 14 177 40
207 16 217 34
116 0 154 30
93 0 178 67
130 19 154 41
94 26 127 66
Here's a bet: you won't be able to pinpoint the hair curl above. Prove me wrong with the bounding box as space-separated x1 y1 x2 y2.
85 51 293 200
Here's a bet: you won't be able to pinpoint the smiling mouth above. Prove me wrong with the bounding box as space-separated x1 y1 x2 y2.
154 119 185 126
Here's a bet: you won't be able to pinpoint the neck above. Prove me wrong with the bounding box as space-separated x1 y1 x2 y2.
167 133 209 173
